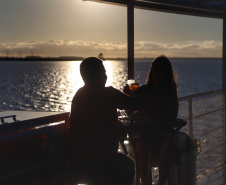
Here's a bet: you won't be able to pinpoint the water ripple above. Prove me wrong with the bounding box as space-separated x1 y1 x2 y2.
0 59 222 112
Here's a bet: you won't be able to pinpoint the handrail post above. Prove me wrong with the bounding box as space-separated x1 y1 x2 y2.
188 98 194 139
222 12 226 179
127 0 134 80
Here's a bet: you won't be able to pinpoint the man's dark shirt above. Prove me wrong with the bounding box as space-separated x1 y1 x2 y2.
70 85 130 162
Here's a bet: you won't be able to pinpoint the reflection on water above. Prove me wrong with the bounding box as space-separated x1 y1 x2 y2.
104 60 128 90
0 60 128 112
0 59 222 112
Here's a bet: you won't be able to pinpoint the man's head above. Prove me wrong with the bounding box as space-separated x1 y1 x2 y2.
80 57 107 86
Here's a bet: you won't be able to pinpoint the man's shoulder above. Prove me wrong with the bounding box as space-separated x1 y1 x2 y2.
72 87 85 101
105 86 117 92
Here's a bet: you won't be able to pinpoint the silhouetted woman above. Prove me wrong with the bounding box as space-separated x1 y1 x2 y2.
129 55 178 185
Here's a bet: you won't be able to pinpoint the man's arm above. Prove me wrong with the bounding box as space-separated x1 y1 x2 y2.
111 87 143 110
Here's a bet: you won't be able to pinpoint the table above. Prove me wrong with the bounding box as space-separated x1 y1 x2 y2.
119 117 187 185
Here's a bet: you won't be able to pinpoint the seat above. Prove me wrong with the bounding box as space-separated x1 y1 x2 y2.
120 118 189 185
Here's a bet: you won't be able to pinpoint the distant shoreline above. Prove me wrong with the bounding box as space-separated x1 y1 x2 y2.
0 56 222 61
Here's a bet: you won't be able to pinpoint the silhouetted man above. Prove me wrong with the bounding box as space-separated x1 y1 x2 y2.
70 57 135 185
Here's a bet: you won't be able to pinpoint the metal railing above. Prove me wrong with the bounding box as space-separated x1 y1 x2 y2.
178 89 224 138
0 112 70 135
178 89 226 184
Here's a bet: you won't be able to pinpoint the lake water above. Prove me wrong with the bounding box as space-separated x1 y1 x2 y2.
0 59 222 112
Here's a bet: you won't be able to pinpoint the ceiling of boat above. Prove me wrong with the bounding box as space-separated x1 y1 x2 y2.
85 0 226 18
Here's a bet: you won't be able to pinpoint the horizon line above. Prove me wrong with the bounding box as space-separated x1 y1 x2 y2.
0 56 222 61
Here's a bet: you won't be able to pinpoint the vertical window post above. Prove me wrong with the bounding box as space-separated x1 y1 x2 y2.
127 0 134 80
222 12 226 178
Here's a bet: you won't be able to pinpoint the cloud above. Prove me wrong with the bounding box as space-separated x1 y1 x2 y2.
0 39 222 58
134 40 222 57
135 40 222 50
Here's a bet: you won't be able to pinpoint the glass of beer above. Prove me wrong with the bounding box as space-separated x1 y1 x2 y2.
127 79 139 91
130 83 139 91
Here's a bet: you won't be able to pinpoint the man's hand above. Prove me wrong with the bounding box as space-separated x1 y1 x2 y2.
123 84 132 96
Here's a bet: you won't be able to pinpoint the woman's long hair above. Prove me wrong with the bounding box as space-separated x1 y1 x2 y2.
146 55 177 92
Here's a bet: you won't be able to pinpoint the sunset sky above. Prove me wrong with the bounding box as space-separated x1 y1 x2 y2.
0 0 223 58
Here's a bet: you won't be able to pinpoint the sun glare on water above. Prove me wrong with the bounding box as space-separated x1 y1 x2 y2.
68 61 84 93
103 60 115 87
57 60 127 112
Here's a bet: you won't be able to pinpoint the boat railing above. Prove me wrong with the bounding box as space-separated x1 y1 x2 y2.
0 112 70 183
178 89 226 185
0 112 70 135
